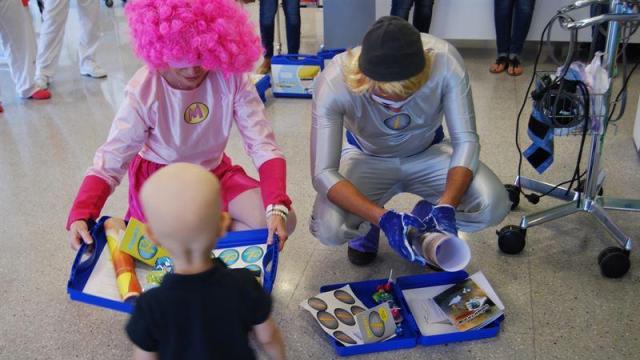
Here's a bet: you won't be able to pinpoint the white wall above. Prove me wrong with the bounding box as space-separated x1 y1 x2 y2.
375 0 639 43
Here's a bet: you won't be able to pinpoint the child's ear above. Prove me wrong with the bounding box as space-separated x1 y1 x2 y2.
219 212 232 237
145 225 160 246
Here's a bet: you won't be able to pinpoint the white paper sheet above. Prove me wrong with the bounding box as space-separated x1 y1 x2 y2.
301 285 368 346
401 271 504 336
212 244 268 284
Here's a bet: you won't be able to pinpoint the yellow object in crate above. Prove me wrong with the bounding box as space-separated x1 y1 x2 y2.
119 218 171 267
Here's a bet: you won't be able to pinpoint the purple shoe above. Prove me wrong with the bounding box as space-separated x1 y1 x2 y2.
347 226 380 266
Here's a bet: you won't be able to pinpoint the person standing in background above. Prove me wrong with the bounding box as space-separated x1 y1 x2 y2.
489 0 536 76
590 3 608 57
256 0 301 74
391 0 435 33
35 0 107 89
0 0 52 113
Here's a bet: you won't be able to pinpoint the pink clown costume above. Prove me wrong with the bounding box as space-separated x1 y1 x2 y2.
67 0 291 228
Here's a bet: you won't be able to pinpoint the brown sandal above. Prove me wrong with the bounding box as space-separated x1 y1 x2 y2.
489 56 509 74
507 57 524 76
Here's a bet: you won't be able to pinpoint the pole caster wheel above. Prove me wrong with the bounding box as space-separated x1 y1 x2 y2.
497 225 526 254
598 247 630 278
504 184 520 210
105 0 113 7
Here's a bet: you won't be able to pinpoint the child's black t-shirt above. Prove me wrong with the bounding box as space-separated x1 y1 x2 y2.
126 259 271 360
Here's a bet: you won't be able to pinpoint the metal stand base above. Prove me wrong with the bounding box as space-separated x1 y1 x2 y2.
516 177 635 251
499 0 639 278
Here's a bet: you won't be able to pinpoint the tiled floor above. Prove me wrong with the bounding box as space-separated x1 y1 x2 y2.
1 3 639 360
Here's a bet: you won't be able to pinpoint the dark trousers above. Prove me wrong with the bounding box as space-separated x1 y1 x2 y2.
390 0 434 33
260 0 301 58
494 0 536 56
590 4 608 57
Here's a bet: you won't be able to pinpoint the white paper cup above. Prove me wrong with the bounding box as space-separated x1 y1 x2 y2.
416 232 471 272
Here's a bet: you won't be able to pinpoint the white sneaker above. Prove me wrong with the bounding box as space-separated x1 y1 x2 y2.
35 74 50 89
80 61 108 79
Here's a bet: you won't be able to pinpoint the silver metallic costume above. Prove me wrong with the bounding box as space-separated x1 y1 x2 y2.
310 34 510 246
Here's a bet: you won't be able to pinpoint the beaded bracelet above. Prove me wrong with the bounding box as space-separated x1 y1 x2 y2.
266 204 289 221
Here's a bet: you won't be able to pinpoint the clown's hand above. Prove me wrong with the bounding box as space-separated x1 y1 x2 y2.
378 210 427 263
69 220 94 250
430 205 458 235
267 214 288 252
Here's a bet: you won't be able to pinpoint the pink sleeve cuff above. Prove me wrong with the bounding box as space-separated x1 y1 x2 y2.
257 157 292 210
66 175 113 230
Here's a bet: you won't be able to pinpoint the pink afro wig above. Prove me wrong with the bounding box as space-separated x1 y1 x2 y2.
125 0 262 74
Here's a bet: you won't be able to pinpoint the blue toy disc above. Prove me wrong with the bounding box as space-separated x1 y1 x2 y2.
241 246 264 263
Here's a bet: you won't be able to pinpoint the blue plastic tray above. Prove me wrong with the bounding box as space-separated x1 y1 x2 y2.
254 74 271 103
317 48 346 69
67 216 279 314
320 271 504 356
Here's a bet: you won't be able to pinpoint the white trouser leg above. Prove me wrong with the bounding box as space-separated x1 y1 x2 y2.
310 146 403 246
403 143 510 232
76 0 100 69
36 0 70 78
0 0 38 98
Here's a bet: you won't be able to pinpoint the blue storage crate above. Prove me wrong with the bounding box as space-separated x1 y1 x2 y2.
320 278 418 357
319 271 504 356
67 216 279 314
317 48 346 69
252 74 271 103
271 54 323 98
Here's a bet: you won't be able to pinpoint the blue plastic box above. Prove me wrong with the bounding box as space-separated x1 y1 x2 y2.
67 216 279 314
252 74 271 103
319 271 504 357
271 54 323 98
317 48 346 69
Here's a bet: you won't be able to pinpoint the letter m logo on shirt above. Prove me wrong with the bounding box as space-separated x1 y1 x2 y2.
184 102 209 124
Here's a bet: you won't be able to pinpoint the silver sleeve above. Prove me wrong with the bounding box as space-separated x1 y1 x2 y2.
310 71 346 195
442 46 480 174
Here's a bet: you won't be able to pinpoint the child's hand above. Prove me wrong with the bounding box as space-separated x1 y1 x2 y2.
221 212 232 234
267 215 288 251
69 220 94 250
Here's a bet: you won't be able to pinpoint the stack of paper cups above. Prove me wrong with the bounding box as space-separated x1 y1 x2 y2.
413 232 471 272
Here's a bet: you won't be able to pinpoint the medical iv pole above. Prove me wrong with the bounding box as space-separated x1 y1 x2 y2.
497 0 640 278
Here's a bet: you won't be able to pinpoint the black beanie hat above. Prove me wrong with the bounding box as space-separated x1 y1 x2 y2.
359 16 426 82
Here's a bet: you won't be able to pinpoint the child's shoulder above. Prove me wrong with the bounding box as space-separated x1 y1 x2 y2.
124 66 160 100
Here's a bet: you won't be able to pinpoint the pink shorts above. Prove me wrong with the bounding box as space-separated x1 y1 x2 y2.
125 154 259 221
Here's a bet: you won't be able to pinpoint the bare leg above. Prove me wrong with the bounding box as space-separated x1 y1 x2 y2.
227 188 297 235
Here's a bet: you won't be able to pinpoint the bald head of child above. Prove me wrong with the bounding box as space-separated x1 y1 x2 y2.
140 163 227 269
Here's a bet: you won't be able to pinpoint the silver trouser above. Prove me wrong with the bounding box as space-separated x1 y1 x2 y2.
310 143 510 246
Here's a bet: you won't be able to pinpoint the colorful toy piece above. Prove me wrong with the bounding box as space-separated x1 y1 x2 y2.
105 218 142 302
372 270 405 326
372 290 394 304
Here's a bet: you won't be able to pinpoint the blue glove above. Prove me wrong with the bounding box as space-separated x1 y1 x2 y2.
411 199 435 222
430 204 458 235
378 210 427 264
